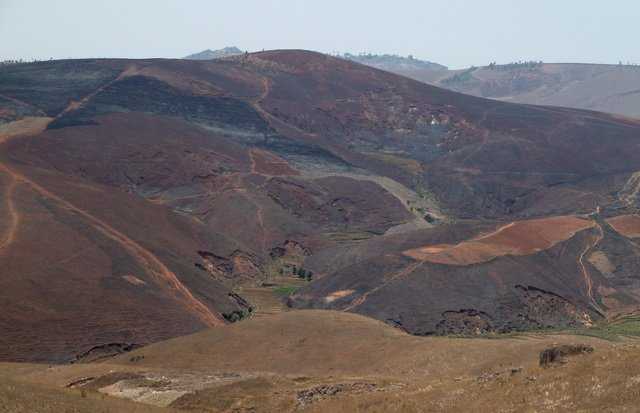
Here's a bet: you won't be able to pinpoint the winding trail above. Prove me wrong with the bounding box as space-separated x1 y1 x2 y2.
0 118 49 252
55 64 143 119
0 93 47 116
249 148 258 174
0 161 223 326
251 76 320 140
343 261 424 312
0 111 223 326
618 171 640 207
255 203 267 253
578 219 605 315
0 174 18 252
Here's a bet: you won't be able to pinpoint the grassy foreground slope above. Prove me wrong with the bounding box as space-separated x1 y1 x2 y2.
1 310 639 412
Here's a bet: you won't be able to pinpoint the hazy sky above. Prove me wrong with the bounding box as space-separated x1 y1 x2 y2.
1 0 638 68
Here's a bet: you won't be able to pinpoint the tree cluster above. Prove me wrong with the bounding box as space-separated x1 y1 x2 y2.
292 266 314 281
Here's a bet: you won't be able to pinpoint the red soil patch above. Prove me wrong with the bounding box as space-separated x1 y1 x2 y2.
404 216 595 266
606 215 640 239
249 148 299 176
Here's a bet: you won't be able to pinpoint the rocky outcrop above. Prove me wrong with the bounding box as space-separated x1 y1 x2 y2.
508 285 592 330
196 250 264 287
269 240 311 260
72 343 140 364
539 344 594 367
435 286 593 335
296 383 378 407
222 292 254 322
435 309 493 335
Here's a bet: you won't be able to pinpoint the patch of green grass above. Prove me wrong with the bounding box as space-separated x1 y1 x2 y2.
561 315 640 341
272 285 299 297
325 231 377 242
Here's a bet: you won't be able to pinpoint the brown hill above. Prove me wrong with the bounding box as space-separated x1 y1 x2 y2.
2 51 640 361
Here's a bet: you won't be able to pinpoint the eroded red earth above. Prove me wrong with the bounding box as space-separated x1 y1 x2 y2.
404 216 596 265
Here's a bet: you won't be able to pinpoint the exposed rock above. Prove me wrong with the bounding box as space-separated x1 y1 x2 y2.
269 240 312 276
269 240 311 260
222 292 254 322
196 250 264 287
65 376 96 388
72 343 141 364
477 366 523 383
296 382 378 406
539 344 594 367
506 285 593 330
436 309 494 335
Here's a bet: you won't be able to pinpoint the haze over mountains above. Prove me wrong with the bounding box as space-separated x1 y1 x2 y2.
346 54 640 119
2 47 640 411
338 52 447 72
184 47 244 60
186 48 640 118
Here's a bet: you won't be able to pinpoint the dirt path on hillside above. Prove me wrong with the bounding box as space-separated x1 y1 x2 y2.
303 169 446 233
578 219 605 315
0 118 51 253
249 148 258 174
0 174 18 252
55 64 143 119
343 261 424 312
251 76 321 141
255 202 267 253
0 116 223 327
618 171 640 207
0 93 47 116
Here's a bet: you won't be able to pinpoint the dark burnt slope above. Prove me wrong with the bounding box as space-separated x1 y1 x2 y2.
251 50 640 218
0 59 124 116
2 51 640 353
6 53 640 221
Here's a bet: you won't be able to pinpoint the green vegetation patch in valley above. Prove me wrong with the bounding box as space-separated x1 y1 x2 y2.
273 285 299 297
564 315 640 341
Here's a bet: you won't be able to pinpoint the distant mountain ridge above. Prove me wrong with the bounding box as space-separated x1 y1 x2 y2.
184 46 244 60
429 62 640 119
339 52 447 71
357 57 640 119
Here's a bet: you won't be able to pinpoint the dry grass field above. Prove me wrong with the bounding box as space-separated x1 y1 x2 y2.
2 310 639 412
